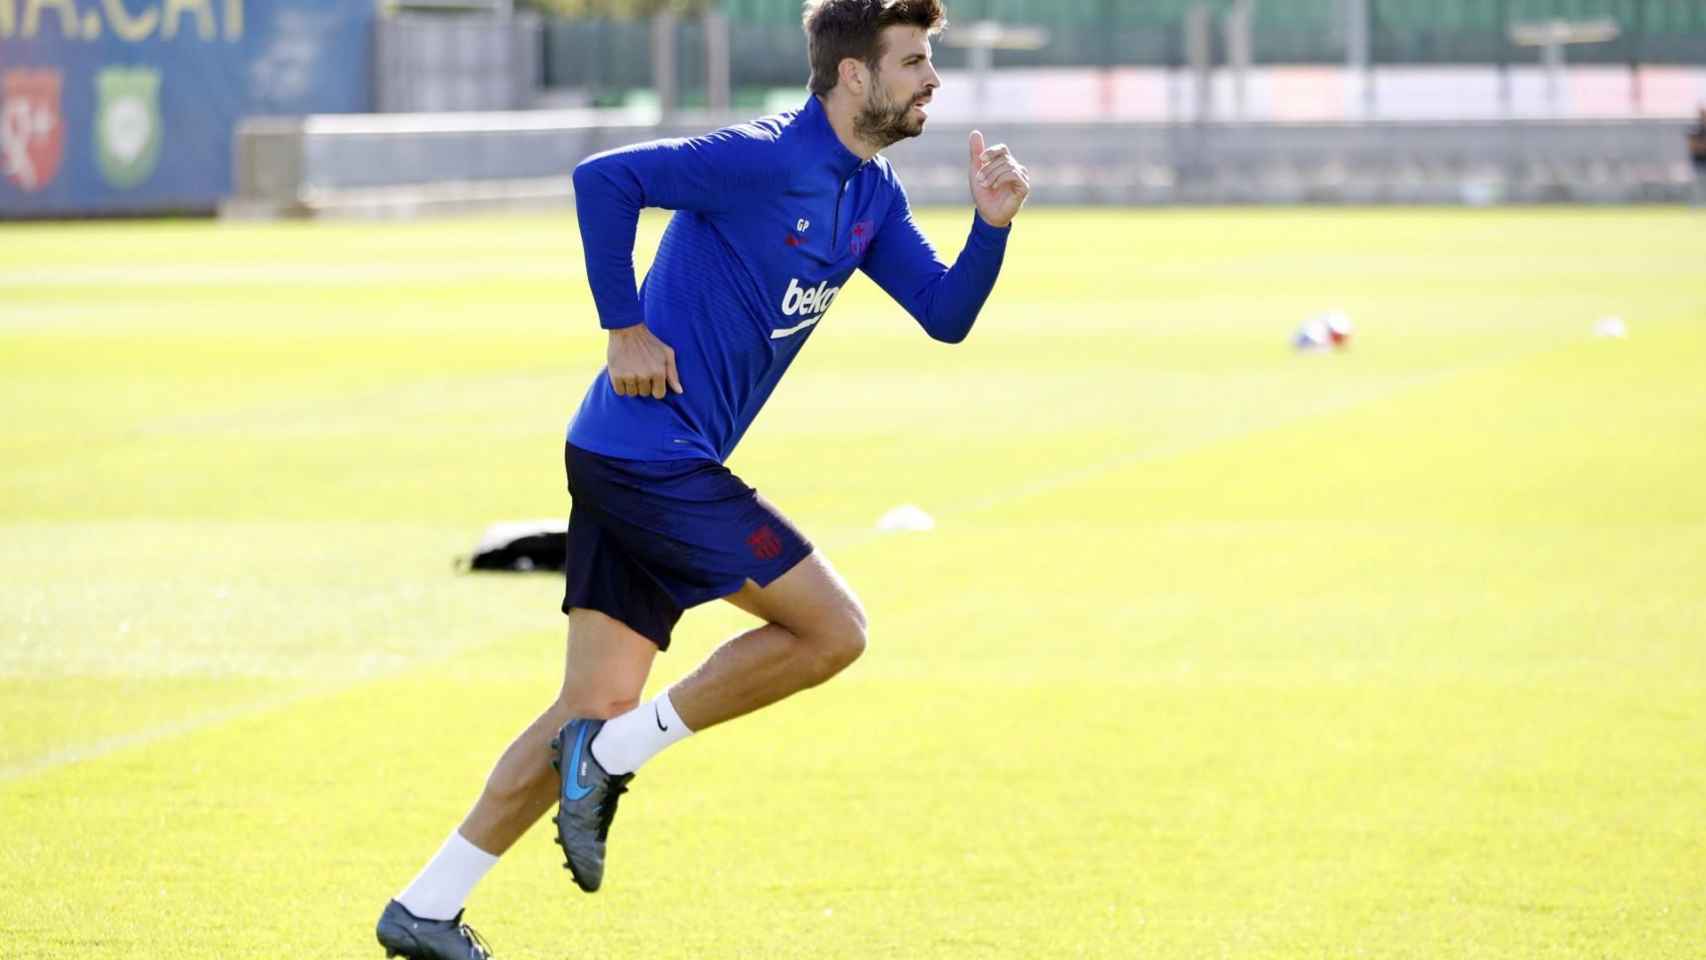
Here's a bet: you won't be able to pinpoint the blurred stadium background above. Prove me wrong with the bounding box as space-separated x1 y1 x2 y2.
3 0 1705 216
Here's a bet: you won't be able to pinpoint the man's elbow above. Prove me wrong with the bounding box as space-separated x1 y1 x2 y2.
571 156 603 193
573 147 632 194
926 319 974 345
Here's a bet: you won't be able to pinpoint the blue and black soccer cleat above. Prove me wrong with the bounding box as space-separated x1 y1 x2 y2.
374 899 494 960
549 717 634 893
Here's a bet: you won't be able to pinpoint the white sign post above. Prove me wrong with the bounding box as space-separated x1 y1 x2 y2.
942 20 1050 120
1509 18 1619 116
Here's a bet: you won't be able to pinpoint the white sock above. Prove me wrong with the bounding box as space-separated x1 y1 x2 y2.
590 688 693 775
396 830 498 921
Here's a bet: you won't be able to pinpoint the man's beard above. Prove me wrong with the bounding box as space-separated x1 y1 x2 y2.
853 79 925 150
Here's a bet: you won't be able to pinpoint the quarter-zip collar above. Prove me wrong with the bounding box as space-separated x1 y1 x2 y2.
802 95 866 182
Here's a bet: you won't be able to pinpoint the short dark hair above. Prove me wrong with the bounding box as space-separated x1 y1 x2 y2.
802 0 947 97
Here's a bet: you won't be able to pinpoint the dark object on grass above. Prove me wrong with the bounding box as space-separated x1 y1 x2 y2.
462 520 568 573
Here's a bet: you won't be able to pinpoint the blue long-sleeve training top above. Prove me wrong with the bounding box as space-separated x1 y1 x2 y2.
566 94 1010 464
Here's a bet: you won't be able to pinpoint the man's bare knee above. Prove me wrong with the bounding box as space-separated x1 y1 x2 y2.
556 609 656 721
801 603 867 682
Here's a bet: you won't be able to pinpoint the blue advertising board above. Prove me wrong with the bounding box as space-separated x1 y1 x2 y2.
1 0 371 216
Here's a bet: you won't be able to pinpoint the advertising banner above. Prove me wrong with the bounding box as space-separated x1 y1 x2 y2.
1 0 372 216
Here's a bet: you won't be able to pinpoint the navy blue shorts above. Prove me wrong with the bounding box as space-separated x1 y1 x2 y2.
561 443 813 651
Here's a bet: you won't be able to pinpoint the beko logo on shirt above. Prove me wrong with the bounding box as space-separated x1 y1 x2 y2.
780 277 841 317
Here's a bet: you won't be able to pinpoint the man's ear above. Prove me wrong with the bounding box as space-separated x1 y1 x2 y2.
838 57 867 96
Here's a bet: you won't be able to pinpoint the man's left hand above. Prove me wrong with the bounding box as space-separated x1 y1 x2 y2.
968 130 1031 228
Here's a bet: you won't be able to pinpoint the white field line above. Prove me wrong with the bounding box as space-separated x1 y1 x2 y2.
0 689 324 783
0 635 496 785
1 335 1576 784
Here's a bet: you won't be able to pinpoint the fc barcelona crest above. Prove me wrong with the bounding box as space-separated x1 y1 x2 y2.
849 219 875 257
1 69 65 193
96 67 163 190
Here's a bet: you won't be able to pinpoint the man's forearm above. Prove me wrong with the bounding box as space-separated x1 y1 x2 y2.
911 215 1010 344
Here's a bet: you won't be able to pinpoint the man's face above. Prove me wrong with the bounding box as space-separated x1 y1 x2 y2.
853 25 941 149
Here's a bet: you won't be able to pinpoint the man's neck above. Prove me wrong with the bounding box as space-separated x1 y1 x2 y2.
817 93 881 162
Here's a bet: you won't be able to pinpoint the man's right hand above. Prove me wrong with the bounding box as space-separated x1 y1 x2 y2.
606 324 684 399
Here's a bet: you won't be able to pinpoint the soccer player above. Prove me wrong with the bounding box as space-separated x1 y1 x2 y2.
376 1 1028 956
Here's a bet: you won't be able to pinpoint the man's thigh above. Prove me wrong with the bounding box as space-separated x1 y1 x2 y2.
723 551 864 637
561 607 658 716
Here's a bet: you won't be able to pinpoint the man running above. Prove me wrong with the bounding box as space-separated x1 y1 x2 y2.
377 1 1029 956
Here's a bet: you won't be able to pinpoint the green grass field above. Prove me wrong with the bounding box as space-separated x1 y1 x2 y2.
3 207 1704 958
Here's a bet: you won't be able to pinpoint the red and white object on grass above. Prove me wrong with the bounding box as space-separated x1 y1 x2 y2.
1294 309 1354 352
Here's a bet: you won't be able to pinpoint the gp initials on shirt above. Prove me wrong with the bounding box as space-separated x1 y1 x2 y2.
773 277 842 339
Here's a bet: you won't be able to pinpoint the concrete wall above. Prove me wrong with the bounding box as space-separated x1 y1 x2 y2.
226 112 1699 218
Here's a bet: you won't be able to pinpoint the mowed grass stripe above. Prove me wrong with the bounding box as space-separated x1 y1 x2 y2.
0 360 1447 780
3 668 1700 958
0 324 1580 777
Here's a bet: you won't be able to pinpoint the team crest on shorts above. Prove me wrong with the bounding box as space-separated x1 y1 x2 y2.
746 525 784 561
1 69 65 194
849 219 875 256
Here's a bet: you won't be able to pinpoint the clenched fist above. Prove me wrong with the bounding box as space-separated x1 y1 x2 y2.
607 324 683 399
